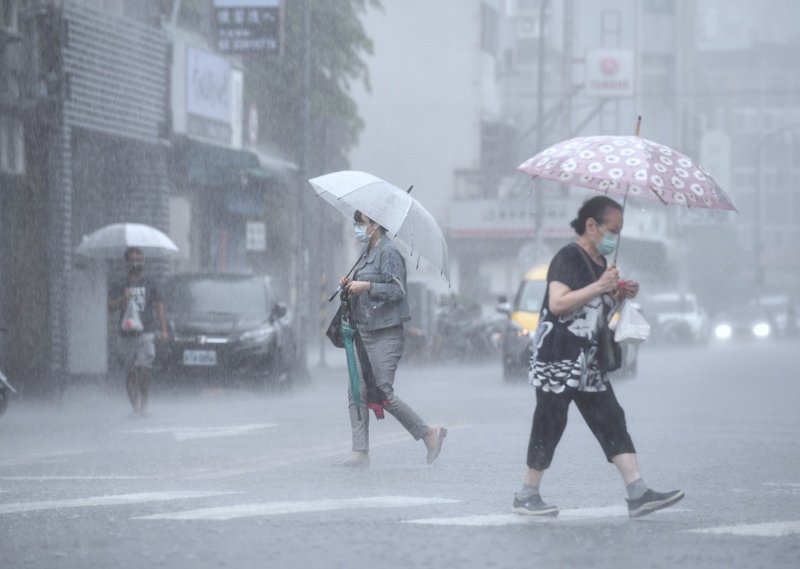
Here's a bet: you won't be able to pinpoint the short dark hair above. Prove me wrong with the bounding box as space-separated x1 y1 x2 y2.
124 247 144 261
570 196 622 235
353 210 386 232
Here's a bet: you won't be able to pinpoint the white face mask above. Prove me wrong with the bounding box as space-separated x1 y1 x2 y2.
354 224 369 242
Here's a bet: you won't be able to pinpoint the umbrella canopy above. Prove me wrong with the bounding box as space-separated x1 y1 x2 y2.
518 135 737 212
76 223 179 259
308 170 450 282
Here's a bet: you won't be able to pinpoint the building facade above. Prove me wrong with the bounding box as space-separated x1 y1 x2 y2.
0 0 295 394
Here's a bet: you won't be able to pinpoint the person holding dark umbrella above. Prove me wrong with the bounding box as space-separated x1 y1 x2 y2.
334 210 447 468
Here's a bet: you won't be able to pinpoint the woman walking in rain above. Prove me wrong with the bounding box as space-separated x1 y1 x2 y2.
513 196 683 517
334 210 447 468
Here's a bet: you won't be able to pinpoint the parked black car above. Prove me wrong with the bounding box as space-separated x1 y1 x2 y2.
159 273 296 388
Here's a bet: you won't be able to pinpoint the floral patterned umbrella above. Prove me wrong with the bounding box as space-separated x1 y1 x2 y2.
518 135 737 212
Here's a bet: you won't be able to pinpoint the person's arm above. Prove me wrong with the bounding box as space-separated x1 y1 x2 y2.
366 248 406 301
149 281 169 340
548 265 619 316
345 248 406 299
155 301 169 341
108 286 130 312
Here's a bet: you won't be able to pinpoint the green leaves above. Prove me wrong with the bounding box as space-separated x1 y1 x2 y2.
245 0 381 173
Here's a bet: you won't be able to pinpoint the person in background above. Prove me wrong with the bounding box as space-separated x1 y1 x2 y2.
335 210 447 468
108 247 168 417
513 196 683 518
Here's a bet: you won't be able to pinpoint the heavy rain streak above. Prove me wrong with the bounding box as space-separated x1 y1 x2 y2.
1 1 798 568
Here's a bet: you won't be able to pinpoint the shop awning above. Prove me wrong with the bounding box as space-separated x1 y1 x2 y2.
178 138 268 187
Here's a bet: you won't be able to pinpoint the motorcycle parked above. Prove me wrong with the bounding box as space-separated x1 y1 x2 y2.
0 368 16 417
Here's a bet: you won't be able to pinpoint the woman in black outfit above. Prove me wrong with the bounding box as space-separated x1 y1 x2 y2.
512 196 683 518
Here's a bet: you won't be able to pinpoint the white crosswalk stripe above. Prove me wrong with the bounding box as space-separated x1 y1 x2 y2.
136 496 459 521
0 491 237 515
688 521 800 537
0 475 161 481
405 506 691 526
119 423 277 441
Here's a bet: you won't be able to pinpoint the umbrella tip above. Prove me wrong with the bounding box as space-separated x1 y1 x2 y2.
406 185 413 194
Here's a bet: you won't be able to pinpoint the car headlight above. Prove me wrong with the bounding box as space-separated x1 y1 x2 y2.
240 327 276 344
752 322 771 338
714 324 732 340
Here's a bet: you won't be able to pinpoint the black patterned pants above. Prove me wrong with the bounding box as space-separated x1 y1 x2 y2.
526 384 636 470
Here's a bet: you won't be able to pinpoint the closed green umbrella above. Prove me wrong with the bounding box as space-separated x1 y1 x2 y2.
340 319 362 420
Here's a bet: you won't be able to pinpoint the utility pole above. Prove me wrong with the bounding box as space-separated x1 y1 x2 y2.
533 0 551 263
561 0 573 141
295 0 312 377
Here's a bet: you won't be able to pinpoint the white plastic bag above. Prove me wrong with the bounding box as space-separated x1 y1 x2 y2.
614 301 650 342
121 298 144 334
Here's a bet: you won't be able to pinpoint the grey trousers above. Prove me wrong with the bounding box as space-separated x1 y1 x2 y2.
348 324 429 452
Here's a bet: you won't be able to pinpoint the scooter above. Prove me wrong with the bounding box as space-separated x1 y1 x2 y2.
0 369 17 417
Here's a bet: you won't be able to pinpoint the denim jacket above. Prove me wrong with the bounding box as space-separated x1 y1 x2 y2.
351 235 411 331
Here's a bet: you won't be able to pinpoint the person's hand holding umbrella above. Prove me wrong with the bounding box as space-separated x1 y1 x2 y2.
339 277 370 296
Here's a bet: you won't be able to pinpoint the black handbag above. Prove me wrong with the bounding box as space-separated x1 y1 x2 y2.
325 291 351 349
576 245 622 373
325 304 346 348
597 305 622 373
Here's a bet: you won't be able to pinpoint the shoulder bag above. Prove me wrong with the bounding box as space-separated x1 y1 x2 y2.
576 247 622 373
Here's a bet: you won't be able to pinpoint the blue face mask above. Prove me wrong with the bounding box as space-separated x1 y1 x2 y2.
354 224 369 243
597 231 619 256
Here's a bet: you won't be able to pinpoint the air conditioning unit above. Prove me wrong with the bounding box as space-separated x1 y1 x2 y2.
0 115 25 175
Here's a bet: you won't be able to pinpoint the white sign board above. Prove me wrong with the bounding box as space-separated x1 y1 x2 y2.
585 49 635 98
213 0 282 54
247 103 259 146
187 47 232 123
246 222 267 251
448 199 572 239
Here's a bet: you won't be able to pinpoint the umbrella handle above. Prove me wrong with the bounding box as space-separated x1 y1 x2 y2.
328 245 369 302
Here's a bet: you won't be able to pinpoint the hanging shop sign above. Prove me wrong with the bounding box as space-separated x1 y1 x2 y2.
213 0 283 54
186 47 232 143
585 49 635 98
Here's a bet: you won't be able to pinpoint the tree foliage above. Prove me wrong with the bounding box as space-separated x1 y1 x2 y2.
245 0 381 174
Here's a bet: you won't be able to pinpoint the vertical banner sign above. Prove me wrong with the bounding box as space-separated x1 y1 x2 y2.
214 0 283 54
186 47 232 143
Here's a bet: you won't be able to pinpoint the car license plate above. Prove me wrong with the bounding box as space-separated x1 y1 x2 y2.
183 350 217 366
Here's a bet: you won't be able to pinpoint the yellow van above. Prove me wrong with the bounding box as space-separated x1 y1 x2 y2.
497 264 548 381
498 262 640 380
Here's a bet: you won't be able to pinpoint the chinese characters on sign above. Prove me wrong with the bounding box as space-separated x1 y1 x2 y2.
214 0 282 54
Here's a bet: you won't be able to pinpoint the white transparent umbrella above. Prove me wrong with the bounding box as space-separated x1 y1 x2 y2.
75 223 179 259
308 170 450 283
